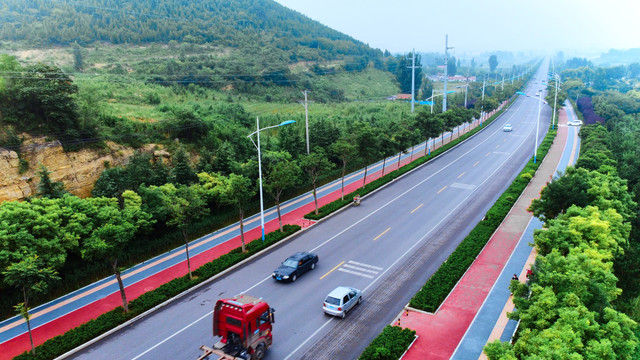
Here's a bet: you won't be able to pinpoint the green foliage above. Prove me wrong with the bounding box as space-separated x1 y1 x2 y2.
1 63 91 145
18 159 29 174
11 225 299 360
483 340 517 360
489 55 499 72
36 165 67 199
300 148 335 215
359 326 416 360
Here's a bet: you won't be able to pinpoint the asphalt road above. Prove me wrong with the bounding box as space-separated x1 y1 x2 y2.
69 63 551 360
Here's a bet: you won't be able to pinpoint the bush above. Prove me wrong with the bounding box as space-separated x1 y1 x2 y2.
359 326 416 360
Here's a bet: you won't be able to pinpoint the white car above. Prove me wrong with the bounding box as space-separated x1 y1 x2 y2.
323 286 362 318
568 120 583 126
503 124 513 132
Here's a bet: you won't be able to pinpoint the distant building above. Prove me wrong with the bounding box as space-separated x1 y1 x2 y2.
389 94 413 101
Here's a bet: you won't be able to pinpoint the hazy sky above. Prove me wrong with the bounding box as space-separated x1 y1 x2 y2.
274 0 640 56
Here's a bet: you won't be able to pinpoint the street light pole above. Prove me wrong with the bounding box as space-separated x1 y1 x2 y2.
535 90 541 163
516 91 545 164
248 118 296 241
552 74 559 129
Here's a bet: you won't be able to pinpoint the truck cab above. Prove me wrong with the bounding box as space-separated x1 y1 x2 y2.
199 294 275 360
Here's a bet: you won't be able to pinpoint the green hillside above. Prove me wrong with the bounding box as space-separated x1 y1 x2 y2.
0 0 403 102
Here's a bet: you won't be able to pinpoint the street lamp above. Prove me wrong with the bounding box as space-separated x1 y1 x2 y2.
516 90 546 164
247 117 296 241
551 73 561 130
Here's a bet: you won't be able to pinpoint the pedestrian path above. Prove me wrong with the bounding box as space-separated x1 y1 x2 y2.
0 103 508 359
397 103 580 360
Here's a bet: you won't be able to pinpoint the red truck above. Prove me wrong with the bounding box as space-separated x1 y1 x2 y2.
198 294 275 360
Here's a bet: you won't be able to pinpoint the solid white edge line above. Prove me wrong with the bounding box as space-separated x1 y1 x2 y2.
131 311 213 360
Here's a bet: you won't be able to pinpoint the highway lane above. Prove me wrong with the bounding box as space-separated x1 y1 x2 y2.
70 63 551 360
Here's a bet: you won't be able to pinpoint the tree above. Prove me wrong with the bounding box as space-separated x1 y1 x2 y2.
300 148 335 215
488 55 499 72
155 184 209 279
203 173 255 252
378 132 397 177
262 151 301 231
36 164 67 199
81 191 153 312
448 56 457 77
3 255 60 355
331 138 357 200
4 63 82 139
170 145 198 185
72 43 83 72
278 125 305 158
353 122 381 188
415 109 443 155
395 52 423 93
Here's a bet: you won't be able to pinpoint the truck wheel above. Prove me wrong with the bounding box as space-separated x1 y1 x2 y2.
291 274 297 282
253 343 266 360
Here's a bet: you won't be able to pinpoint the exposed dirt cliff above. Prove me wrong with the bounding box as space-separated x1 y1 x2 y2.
0 138 135 202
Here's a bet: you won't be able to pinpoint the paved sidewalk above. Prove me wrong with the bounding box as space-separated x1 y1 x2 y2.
0 104 509 359
397 104 576 359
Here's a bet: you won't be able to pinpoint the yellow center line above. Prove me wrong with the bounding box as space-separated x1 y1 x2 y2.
438 186 447 194
320 261 345 280
457 172 465 179
473 161 479 167
411 204 423 213
486 152 491 157
374 227 391 241
495 145 500 149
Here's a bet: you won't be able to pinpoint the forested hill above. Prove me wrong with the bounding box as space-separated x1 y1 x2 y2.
0 0 378 60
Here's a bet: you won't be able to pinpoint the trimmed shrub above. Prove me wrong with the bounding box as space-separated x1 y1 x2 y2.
359 326 416 360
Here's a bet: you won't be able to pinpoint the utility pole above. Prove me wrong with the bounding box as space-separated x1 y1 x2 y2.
443 35 454 112
301 90 310 154
480 75 486 123
409 50 417 113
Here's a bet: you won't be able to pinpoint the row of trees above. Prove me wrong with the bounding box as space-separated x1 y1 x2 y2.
485 123 638 359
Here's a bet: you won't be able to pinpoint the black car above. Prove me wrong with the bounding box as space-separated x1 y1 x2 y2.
272 251 319 282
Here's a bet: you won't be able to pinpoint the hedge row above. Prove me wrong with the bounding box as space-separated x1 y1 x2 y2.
13 225 300 360
358 326 416 360
409 126 557 312
305 101 514 220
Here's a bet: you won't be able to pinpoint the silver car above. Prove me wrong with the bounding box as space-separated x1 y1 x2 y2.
323 286 362 318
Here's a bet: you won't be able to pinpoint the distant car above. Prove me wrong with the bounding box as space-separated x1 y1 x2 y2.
323 286 362 318
503 124 513 132
272 251 318 282
568 120 583 126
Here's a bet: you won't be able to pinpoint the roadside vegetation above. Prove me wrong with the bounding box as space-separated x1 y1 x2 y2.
483 58 640 359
